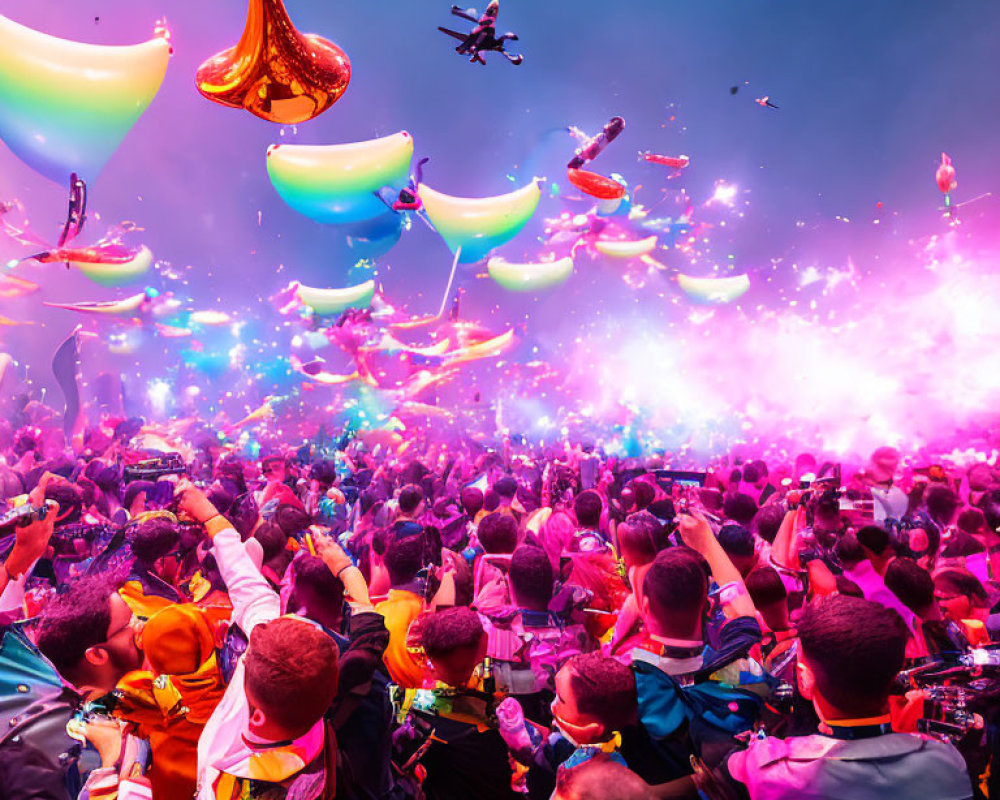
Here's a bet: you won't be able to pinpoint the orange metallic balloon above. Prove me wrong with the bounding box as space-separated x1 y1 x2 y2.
195 0 351 124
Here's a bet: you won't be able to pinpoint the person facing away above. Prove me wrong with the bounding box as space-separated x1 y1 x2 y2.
726 594 973 800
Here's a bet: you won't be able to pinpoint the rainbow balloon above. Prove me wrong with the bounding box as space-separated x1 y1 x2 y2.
295 279 375 315
0 14 170 185
419 180 541 264
487 256 573 291
594 235 658 259
266 132 413 225
676 272 750 304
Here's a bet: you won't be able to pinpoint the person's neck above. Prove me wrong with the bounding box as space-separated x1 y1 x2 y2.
304 606 342 633
814 694 889 726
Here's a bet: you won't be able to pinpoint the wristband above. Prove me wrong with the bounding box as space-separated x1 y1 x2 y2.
335 563 353 579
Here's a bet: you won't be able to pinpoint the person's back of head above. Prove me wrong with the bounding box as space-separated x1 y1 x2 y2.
797 594 907 719
884 558 935 616
493 476 518 501
750 504 784 544
478 511 518 554
629 479 655 511
45 482 84 525
274 503 310 538
618 511 667 569
574 490 602 529
717 524 756 576
129 518 179 568
745 566 789 630
508 545 553 611
460 486 484 517
640 547 710 639
288 555 345 629
723 492 758 526
245 617 339 739
553 755 651 800
420 606 486 688
556 653 637 743
925 484 961 526
383 534 425 586
398 483 424 516
856 524 892 559
252 522 288 562
835 531 864 569
835 575 865 598
957 507 987 536
483 489 500 512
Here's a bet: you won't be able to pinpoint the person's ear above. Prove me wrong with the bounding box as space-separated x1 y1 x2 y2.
797 659 815 701
85 646 109 667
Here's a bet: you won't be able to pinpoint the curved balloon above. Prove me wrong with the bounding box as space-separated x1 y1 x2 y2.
344 212 406 259
30 243 153 287
677 273 750 304
487 256 573 291
196 0 350 124
566 168 626 200
642 152 690 169
295 279 375 316
44 292 147 317
0 15 170 184
418 180 541 264
267 132 413 224
594 235 658 259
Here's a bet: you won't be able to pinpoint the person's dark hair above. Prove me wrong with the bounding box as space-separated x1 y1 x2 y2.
36 576 115 679
749 459 768 479
925 485 961 526
941 530 985 559
253 522 288 561
884 558 935 614
451 555 475 607
642 547 710 632
245 618 339 736
274 504 310 538
957 507 987 536
129 518 179 565
629 480 655 511
834 532 864 568
574 490 603 528
564 652 637 732
618 511 667 566
460 486 484 517
308 459 337 487
478 512 518 554
483 489 500 513
420 606 484 660
290 555 345 615
398 484 424 515
494 476 518 500
741 464 761 485
745 566 787 608
798 595 907 715
934 569 990 608
718 524 755 558
856 524 891 557
509 545 553 611
723 493 758 526
750 504 784 544
554 755 650 800
383 533 425 585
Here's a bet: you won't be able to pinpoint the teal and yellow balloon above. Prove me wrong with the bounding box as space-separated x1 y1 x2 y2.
418 179 541 264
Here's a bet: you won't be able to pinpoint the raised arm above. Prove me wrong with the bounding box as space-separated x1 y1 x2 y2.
175 481 280 634
676 512 756 619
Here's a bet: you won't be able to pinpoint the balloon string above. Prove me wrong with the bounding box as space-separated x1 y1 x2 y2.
437 246 461 319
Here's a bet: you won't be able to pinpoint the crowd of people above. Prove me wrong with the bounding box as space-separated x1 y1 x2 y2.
0 408 997 800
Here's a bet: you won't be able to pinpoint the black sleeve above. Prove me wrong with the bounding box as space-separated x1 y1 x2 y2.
334 610 391 706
